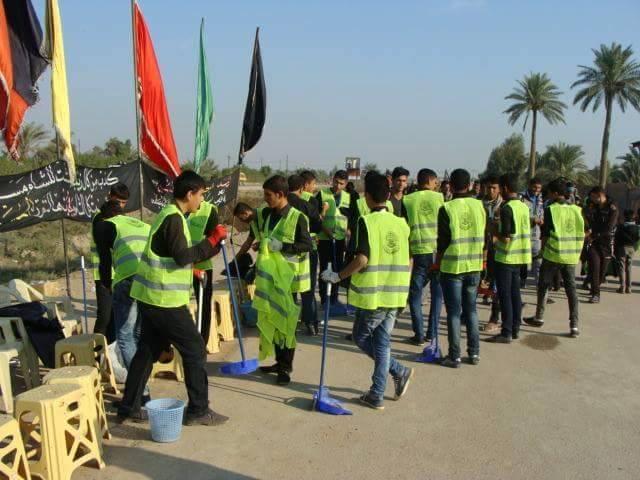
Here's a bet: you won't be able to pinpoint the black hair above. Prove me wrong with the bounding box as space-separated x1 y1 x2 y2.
529 177 542 186
233 202 253 216
547 178 568 196
173 170 207 200
450 169 471 192
346 181 356 194
623 209 634 221
333 170 348 181
485 175 500 185
365 173 390 204
499 174 517 193
100 199 124 219
417 168 437 186
589 186 605 196
392 167 410 179
287 174 304 192
299 170 317 184
364 169 380 181
109 182 130 200
263 175 289 196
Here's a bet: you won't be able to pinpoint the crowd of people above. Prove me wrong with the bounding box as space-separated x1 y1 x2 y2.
91 165 639 425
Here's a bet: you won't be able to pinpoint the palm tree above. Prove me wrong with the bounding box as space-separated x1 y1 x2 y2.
571 43 640 188
16 122 49 160
504 73 567 178
611 147 640 188
537 142 593 186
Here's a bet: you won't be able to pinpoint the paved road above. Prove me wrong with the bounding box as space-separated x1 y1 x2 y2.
69 261 640 480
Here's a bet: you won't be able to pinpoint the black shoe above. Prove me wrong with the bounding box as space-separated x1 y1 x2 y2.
468 355 480 365
359 392 384 410
345 333 353 341
393 368 414 400
141 394 151 406
425 335 433 343
259 363 280 374
546 297 555 304
304 324 315 336
523 316 544 328
116 409 148 424
313 324 320 335
625 287 632 294
570 327 580 338
407 335 425 346
485 335 511 344
440 356 461 368
184 408 229 427
589 296 600 304
277 371 291 385
512 332 519 340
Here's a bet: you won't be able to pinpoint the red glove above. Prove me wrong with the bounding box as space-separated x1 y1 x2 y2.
207 225 227 247
193 268 206 281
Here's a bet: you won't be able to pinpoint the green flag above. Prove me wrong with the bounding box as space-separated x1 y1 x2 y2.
193 18 214 173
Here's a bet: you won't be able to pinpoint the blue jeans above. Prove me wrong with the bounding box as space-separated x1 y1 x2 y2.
495 263 523 337
408 253 443 339
440 272 480 360
353 308 408 400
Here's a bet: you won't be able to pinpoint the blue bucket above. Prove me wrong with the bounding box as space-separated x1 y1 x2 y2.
146 398 186 443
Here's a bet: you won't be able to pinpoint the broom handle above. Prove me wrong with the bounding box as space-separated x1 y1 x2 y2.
229 220 246 304
221 241 247 362
319 268 332 391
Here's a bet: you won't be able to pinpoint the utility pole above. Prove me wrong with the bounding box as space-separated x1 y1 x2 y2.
227 154 231 169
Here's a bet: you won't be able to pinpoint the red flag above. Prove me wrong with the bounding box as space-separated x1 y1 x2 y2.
134 3 181 178
0 0 48 159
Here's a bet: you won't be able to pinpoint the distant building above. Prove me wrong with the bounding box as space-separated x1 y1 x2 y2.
345 156 361 180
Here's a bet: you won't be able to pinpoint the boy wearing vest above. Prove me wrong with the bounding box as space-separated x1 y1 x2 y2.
389 166 409 217
288 174 323 335
402 168 445 346
435 169 487 368
91 182 130 342
317 170 351 306
117 171 228 426
322 173 414 410
524 179 584 337
187 199 219 345
486 174 531 343
254 176 313 385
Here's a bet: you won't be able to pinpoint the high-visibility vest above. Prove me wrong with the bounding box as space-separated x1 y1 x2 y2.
299 191 318 251
105 215 151 286
264 207 311 293
187 200 218 270
543 203 585 265
130 204 193 308
441 197 486 274
319 189 350 240
356 197 393 218
249 207 265 242
402 189 444 255
348 210 410 310
495 199 532 265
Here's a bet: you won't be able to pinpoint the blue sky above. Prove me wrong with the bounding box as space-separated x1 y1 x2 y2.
26 0 640 176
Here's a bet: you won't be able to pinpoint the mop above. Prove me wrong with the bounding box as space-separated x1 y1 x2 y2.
195 270 206 334
219 240 259 375
312 270 352 415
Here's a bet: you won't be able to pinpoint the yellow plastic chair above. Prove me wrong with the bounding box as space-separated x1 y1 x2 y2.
15 384 105 480
191 299 220 354
0 317 41 414
54 334 119 394
150 347 184 382
43 366 111 443
246 284 256 300
0 413 31 479
213 292 234 342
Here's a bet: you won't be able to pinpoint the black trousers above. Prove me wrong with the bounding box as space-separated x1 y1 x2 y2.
588 242 611 297
495 263 523 336
535 260 579 327
193 270 213 343
318 239 345 304
118 302 209 416
93 281 116 343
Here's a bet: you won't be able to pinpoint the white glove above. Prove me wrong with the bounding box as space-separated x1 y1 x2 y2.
321 269 341 284
268 238 283 252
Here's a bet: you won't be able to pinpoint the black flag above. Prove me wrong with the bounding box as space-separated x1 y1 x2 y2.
238 27 266 165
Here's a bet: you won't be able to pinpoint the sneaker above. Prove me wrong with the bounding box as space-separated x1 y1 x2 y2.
481 322 500 334
393 368 414 400
359 392 384 410
184 408 229 427
617 287 624 294
407 335 425 346
304 324 315 336
570 327 580 338
625 287 632 294
485 335 511 344
512 332 520 340
259 363 280 374
116 409 148 424
440 356 461 369
277 371 291 385
589 296 600 304
546 297 555 304
523 316 544 328
468 355 480 365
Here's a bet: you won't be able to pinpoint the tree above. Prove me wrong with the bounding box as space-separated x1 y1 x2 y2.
181 158 218 179
482 134 528 189
259 165 272 178
611 147 640 188
16 122 50 161
363 162 378 173
571 43 640 188
504 73 567 178
537 142 593 186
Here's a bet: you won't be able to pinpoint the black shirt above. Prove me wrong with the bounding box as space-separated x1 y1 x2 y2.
260 204 313 255
389 195 403 218
437 192 488 254
499 198 518 238
287 193 322 235
150 212 217 268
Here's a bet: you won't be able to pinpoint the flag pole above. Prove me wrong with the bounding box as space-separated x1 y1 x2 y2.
131 0 144 220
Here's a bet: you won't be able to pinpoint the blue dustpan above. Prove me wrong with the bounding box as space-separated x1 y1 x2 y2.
219 241 259 376
417 341 442 363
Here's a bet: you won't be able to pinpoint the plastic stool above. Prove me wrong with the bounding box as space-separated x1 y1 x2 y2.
54 334 119 394
43 366 111 442
0 317 41 413
15 384 105 480
246 284 256 300
150 347 184 382
0 413 31 479
189 302 219 354
213 292 234 342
